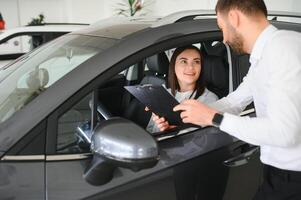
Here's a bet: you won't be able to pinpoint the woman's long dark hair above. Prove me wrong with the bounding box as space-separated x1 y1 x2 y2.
167 45 206 99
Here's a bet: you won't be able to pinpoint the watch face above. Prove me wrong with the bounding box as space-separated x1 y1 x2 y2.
213 113 223 127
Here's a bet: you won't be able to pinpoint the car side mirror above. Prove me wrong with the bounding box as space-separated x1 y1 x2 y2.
83 117 159 185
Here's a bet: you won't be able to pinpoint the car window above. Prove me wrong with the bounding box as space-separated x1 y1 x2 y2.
124 44 227 136
44 32 67 43
53 41 229 153
0 34 32 54
0 35 118 123
57 93 92 154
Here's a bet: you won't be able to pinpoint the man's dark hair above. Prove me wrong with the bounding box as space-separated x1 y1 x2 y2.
215 0 268 17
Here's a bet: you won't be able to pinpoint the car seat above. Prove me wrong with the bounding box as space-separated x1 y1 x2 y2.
26 68 49 94
140 52 169 85
202 55 229 98
31 35 44 49
201 41 229 98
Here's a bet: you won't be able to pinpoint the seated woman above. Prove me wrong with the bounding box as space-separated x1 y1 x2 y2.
146 45 218 133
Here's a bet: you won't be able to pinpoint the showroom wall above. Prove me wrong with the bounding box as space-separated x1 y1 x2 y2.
0 0 301 28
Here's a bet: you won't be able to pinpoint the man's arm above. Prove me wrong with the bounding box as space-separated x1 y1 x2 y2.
173 67 254 126
220 34 301 147
174 33 301 148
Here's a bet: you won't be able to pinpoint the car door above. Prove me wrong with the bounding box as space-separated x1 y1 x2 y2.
45 86 178 200
0 121 46 199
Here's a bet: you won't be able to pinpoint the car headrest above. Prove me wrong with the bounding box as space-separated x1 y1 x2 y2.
202 41 226 57
202 55 229 98
26 68 49 91
32 35 44 48
146 52 169 75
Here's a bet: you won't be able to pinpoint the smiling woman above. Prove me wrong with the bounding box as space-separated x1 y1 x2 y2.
0 34 117 123
146 45 219 133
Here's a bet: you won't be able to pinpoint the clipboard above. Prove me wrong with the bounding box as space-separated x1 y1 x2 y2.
124 85 184 125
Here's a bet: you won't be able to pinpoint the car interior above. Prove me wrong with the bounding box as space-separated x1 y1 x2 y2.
56 40 231 154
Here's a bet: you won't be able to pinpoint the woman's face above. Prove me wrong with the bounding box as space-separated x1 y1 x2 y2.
175 49 201 91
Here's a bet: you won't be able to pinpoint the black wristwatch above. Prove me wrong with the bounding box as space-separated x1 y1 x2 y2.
212 113 224 127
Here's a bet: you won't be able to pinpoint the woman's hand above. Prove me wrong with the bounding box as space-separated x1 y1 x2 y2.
152 113 176 131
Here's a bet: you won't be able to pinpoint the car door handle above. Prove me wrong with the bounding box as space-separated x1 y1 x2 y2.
223 145 259 167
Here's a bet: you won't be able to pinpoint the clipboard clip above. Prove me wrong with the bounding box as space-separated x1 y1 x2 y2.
136 84 153 90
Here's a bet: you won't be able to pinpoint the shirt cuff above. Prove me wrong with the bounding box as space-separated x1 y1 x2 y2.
219 113 239 136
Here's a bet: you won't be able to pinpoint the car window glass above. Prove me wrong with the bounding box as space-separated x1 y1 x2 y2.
44 32 67 43
55 41 228 150
57 93 92 154
56 74 128 155
125 64 139 81
123 44 226 137
0 35 32 54
0 35 117 123
56 70 126 154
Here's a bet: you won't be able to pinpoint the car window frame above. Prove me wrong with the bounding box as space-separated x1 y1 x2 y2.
0 31 68 44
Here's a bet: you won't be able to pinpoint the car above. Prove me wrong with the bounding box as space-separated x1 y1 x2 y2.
0 10 301 200
0 23 88 68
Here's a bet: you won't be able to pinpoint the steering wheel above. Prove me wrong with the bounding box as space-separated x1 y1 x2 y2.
96 102 113 120
74 102 113 149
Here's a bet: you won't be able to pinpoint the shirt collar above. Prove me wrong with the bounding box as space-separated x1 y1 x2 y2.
249 24 278 65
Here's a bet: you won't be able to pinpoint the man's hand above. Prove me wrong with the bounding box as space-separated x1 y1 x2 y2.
173 99 218 126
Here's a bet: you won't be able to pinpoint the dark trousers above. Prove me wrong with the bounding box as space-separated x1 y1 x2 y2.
253 164 301 200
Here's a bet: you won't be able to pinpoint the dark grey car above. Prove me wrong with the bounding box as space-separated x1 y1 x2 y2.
0 10 301 200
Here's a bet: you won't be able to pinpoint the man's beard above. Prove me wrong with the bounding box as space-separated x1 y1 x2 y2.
227 26 245 55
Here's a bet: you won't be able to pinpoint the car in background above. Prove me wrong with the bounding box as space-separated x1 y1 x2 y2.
0 12 5 30
0 23 88 68
0 10 301 200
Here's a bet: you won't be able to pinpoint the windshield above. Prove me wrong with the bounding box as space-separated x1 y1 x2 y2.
0 34 117 123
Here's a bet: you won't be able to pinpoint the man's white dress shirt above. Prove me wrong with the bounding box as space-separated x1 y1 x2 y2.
211 25 301 171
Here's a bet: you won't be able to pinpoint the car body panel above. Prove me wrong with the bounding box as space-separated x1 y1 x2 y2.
0 162 44 199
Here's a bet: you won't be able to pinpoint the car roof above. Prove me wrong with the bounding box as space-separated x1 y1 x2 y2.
0 23 89 40
72 16 158 39
73 9 301 39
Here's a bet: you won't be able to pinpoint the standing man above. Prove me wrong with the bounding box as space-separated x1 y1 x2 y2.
174 0 301 199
